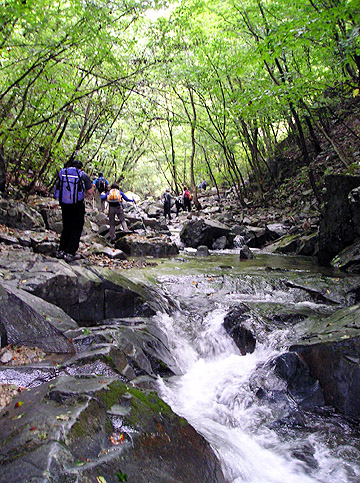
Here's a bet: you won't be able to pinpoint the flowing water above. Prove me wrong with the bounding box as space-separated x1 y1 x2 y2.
127 250 360 482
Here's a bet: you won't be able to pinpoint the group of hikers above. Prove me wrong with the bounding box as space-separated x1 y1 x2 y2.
54 160 135 262
161 186 193 222
54 158 208 262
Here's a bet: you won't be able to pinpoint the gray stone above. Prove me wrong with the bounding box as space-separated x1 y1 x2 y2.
223 305 256 355
291 304 360 419
239 245 254 259
180 219 232 248
0 199 45 231
0 376 225 483
212 235 227 250
196 245 210 257
0 281 77 353
115 234 178 257
318 174 360 265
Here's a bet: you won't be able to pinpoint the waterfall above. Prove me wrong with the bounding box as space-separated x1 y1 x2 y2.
147 254 360 483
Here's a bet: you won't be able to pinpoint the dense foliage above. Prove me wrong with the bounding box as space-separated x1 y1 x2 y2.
0 0 359 199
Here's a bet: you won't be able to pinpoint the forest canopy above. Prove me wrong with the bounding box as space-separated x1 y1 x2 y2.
0 0 359 198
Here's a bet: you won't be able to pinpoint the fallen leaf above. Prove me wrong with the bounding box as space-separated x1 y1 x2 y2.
12 412 24 420
110 433 125 445
14 401 24 408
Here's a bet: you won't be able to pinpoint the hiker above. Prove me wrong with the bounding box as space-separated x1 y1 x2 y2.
93 172 109 211
175 194 184 216
201 179 208 190
54 159 94 262
183 186 192 212
102 183 135 242
161 188 173 222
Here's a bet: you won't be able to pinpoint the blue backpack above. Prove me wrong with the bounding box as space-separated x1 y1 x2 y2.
54 167 85 204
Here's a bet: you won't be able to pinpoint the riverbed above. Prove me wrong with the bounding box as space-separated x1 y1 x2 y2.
126 249 360 482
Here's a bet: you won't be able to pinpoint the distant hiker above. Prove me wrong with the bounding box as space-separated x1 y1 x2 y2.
183 186 192 212
162 188 173 222
54 159 94 262
175 194 184 216
201 179 208 190
93 172 109 211
102 183 135 242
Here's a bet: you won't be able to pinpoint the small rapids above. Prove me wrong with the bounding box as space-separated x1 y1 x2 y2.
135 252 360 483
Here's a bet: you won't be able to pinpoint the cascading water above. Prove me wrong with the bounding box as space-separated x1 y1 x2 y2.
131 251 360 483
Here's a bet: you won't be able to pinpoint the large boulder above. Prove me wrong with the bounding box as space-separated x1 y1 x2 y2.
0 376 225 483
272 352 325 409
115 234 178 257
180 219 233 248
331 239 360 273
18 261 163 324
0 249 168 325
291 304 360 419
318 174 360 265
223 305 256 355
0 281 77 353
0 198 45 231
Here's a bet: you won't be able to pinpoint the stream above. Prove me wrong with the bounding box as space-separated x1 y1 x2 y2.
127 249 360 482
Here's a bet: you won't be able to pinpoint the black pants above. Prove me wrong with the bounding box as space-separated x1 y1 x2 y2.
59 201 85 255
184 198 191 212
164 202 171 220
175 200 183 216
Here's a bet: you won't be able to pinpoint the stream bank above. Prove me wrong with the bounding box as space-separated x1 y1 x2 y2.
1 175 360 480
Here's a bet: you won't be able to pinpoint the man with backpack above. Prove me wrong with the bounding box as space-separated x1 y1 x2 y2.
54 159 94 262
93 172 109 211
102 183 135 242
161 188 173 222
183 186 192 212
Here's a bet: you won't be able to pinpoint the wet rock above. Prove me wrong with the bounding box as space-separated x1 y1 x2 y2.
0 281 77 353
239 245 254 259
212 235 227 249
318 174 360 265
180 219 232 249
0 320 7 348
94 267 173 317
115 234 178 257
273 352 325 409
197 245 209 257
264 233 301 254
298 232 318 256
223 305 256 355
14 260 162 324
266 223 289 238
291 304 360 419
349 186 360 238
331 239 360 274
0 376 225 483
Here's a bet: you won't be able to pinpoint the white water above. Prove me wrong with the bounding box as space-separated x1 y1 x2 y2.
156 308 360 482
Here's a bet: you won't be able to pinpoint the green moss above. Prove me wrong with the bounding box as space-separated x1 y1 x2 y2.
105 416 113 434
98 382 176 430
69 400 103 440
98 381 128 409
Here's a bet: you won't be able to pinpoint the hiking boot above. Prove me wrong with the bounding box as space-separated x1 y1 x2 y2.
64 253 78 263
57 250 66 259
